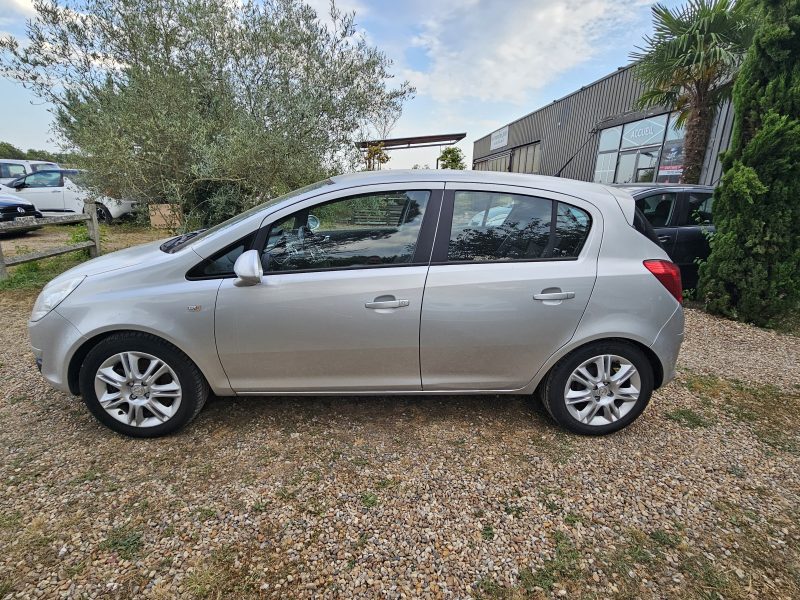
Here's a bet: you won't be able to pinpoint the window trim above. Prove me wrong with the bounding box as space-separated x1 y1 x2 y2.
186 188 443 280
430 188 593 265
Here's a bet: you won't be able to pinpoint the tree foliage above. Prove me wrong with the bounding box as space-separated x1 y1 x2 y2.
438 146 466 170
0 140 79 164
0 0 413 227
698 0 800 326
631 0 757 183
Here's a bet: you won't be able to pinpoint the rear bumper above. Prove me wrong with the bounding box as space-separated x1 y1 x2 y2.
650 305 684 387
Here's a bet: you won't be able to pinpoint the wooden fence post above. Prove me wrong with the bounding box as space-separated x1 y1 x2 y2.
0 240 7 281
85 202 101 258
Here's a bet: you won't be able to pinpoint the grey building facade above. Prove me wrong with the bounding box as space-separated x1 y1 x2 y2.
472 64 733 187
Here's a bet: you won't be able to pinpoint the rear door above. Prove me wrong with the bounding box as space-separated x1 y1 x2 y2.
419 184 599 391
634 191 680 256
12 171 64 213
673 190 715 289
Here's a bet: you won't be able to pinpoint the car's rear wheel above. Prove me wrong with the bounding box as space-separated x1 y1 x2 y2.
78 332 208 437
540 340 653 435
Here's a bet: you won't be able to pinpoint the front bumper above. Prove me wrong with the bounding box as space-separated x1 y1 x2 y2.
29 309 85 394
650 305 684 387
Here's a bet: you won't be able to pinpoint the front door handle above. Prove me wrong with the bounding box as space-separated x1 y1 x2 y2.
365 297 410 309
533 291 575 301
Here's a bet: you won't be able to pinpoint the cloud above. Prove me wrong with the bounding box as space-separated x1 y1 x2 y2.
0 0 35 17
401 0 646 105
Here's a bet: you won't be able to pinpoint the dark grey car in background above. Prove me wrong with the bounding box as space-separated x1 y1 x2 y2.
615 184 714 289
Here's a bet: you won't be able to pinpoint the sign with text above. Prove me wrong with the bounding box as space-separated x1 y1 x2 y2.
490 126 509 150
621 116 666 149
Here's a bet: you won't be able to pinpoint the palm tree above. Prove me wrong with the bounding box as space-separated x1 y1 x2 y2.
631 0 757 184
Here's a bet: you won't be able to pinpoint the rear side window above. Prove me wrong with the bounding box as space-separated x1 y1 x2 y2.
635 192 677 227
686 192 713 225
447 191 591 262
0 163 26 179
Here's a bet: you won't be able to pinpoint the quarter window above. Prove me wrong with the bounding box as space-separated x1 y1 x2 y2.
262 190 430 273
635 192 677 228
447 191 591 262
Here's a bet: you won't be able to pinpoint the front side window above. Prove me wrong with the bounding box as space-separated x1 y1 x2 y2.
686 192 713 225
447 191 591 262
635 192 677 227
24 171 62 188
262 190 430 273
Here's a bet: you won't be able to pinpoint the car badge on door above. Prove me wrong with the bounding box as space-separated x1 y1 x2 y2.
16 206 25 213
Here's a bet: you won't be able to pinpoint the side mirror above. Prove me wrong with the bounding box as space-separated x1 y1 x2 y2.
11 180 25 189
233 249 262 286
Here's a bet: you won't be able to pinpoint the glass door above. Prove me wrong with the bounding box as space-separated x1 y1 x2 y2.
614 147 661 183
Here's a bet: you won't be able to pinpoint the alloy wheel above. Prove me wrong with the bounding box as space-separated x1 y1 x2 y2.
563 354 641 426
93 351 182 427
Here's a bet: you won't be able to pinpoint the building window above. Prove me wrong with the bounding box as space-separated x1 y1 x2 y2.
656 112 686 183
474 153 510 172
593 112 683 184
510 142 541 174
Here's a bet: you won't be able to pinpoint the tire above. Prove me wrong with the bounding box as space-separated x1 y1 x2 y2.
95 203 113 224
540 340 654 435
78 332 209 437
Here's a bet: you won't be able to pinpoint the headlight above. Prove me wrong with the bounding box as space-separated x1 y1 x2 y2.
30 276 85 322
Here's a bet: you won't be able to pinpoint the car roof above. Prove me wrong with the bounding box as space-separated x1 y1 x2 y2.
612 182 715 194
330 169 622 202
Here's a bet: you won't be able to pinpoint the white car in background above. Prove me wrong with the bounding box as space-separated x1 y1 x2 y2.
1 169 136 222
0 159 61 185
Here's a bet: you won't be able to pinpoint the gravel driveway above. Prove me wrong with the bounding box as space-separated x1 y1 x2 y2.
1 283 798 598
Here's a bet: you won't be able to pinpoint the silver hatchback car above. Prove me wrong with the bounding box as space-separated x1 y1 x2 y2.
29 170 684 437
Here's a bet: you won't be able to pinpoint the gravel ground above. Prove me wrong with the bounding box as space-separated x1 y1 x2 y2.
0 258 798 598
0 224 164 258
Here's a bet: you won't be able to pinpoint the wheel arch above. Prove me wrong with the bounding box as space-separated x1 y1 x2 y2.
531 336 664 396
67 329 214 395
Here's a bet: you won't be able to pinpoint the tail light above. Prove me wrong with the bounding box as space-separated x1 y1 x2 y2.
643 259 682 303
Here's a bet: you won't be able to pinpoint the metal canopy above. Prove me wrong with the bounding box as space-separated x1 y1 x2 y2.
356 133 466 150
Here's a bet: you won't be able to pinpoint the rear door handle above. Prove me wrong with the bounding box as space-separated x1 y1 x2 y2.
365 298 409 309
657 235 672 243
533 292 575 301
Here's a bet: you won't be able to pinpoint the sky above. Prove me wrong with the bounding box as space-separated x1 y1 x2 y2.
0 0 681 169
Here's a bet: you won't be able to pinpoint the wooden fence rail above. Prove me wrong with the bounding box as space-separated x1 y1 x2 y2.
0 205 101 280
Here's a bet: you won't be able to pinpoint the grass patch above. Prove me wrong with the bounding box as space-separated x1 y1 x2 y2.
99 527 142 559
0 511 22 530
564 512 583 526
481 525 495 541
184 547 260 598
360 492 378 508
0 579 13 597
524 531 579 592
681 371 800 452
0 252 84 291
666 408 712 428
649 528 681 548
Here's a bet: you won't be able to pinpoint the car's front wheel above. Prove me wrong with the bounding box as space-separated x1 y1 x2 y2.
78 332 208 437
540 340 654 435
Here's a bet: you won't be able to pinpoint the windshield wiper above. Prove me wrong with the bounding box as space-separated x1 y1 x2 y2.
160 229 207 253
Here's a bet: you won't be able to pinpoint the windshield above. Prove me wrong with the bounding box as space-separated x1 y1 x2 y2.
162 178 334 253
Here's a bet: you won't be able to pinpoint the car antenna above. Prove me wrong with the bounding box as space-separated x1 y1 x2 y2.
554 128 598 178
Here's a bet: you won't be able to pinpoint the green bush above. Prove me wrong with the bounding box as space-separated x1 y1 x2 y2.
698 0 800 327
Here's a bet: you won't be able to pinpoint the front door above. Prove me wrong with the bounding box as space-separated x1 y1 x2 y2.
14 171 64 213
214 184 442 393
420 184 599 391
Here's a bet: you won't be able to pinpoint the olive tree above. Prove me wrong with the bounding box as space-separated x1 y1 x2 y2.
0 0 413 226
